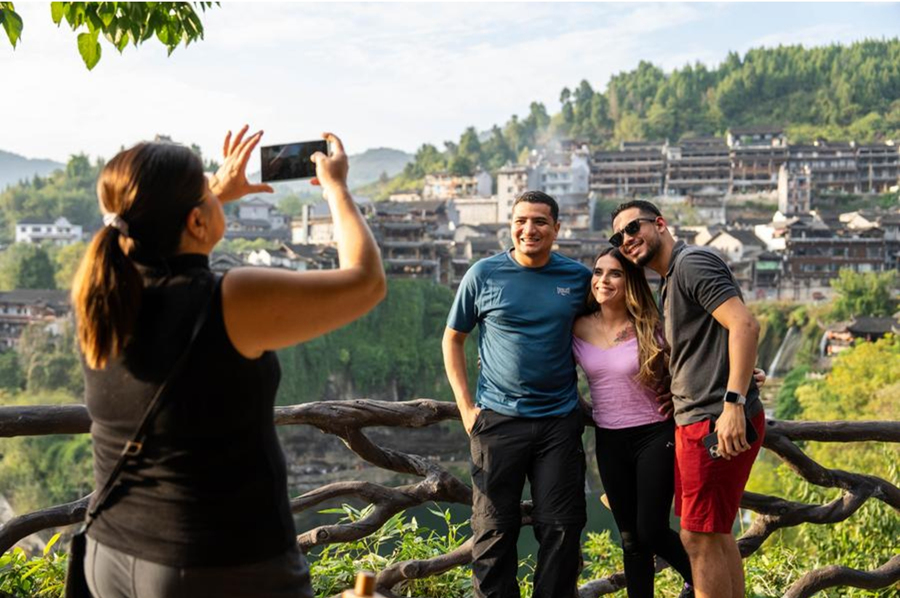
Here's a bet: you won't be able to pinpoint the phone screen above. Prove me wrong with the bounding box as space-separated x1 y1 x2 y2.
260 140 328 182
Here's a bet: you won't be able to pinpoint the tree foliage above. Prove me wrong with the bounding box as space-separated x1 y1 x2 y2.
16 321 82 395
0 350 23 391
0 244 56 290
829 269 898 320
276 279 477 405
0 537 67 598
746 335 900 597
1 2 216 70
49 241 87 289
774 364 809 421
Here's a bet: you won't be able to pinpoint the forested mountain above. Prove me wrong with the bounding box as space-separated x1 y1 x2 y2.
0 151 64 192
346 147 413 190
368 39 900 199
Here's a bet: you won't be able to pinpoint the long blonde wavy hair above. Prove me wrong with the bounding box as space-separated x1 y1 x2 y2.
584 246 668 388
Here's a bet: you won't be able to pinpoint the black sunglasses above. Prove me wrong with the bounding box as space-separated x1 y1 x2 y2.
609 217 657 247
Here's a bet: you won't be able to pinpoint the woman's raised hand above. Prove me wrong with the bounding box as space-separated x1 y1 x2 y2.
310 132 349 195
211 125 274 203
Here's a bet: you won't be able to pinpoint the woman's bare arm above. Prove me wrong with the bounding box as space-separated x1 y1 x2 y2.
222 133 386 358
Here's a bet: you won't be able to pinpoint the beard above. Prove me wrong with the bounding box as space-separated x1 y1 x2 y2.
633 234 660 268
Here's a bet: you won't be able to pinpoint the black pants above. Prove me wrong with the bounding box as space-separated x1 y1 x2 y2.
85 536 313 598
595 419 693 598
469 408 586 598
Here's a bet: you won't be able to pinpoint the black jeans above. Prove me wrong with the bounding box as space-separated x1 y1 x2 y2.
595 419 693 598
469 408 586 598
84 536 313 598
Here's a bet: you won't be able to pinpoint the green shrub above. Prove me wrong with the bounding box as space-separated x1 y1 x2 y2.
0 534 66 598
308 504 472 598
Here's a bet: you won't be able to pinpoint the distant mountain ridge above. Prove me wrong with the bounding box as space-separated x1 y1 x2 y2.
0 146 412 204
346 147 413 190
0 151 64 191
246 146 413 202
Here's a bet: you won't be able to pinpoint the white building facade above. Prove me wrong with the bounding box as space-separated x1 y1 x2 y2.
15 217 83 245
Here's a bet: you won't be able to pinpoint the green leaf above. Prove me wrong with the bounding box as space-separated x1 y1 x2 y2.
97 2 114 27
77 30 101 70
43 532 61 556
50 2 64 25
0 6 24 48
86 8 104 33
71 3 85 28
63 3 76 27
154 21 169 45
115 29 129 53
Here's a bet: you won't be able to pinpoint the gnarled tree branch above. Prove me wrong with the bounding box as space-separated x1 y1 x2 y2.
0 403 897 597
0 494 90 554
784 554 900 598
376 538 474 594
763 429 900 509
766 419 900 442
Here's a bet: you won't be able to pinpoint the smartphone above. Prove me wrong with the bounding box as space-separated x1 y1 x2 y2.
260 140 329 182
703 416 759 460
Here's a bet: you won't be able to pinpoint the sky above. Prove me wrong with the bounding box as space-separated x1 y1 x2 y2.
2 2 899 164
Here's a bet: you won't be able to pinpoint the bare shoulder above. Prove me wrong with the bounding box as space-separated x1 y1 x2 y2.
573 314 592 339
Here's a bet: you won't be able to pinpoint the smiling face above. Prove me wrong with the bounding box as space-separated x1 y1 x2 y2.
510 200 559 266
612 207 661 268
591 253 627 309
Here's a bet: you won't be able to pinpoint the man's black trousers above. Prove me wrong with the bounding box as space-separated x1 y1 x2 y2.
469 408 586 598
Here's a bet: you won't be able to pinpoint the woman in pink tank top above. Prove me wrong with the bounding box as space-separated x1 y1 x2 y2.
573 246 695 598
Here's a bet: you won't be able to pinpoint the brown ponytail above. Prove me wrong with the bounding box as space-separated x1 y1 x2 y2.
72 142 205 369
72 227 143 369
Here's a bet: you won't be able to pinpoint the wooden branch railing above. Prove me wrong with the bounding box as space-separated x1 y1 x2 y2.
0 400 898 598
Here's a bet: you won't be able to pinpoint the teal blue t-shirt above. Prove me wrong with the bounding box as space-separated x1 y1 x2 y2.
447 250 591 418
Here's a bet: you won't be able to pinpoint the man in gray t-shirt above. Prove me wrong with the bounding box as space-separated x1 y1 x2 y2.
610 200 764 598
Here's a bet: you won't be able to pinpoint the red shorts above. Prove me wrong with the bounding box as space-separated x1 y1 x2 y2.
674 411 765 533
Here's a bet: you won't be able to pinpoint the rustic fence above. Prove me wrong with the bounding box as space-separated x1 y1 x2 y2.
0 399 898 598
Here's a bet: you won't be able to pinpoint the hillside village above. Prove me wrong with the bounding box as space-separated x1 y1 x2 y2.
2 125 900 351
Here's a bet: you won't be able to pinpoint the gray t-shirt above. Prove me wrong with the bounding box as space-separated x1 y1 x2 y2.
660 242 762 426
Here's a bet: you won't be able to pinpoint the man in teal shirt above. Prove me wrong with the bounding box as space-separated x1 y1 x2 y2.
443 191 591 598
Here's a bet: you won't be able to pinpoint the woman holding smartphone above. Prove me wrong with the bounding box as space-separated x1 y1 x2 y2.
73 127 385 597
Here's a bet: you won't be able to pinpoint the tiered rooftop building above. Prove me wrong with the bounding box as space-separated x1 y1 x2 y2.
665 137 731 196
591 142 666 197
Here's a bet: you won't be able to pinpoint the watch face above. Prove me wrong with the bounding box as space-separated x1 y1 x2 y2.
724 391 744 404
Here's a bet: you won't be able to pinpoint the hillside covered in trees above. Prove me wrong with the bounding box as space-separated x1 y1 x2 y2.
367 38 900 198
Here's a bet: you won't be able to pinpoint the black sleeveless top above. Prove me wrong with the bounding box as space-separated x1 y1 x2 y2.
84 254 296 567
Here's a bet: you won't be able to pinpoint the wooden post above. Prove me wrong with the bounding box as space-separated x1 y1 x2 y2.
342 571 386 598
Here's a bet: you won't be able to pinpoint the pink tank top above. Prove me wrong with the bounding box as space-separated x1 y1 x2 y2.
572 335 667 429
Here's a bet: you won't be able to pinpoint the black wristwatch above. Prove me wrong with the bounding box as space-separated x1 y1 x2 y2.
724 390 746 405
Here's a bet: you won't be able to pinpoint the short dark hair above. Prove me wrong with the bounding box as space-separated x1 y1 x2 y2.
513 190 559 222
611 200 661 225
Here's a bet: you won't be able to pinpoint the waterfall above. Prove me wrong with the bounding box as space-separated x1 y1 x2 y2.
769 326 799 377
